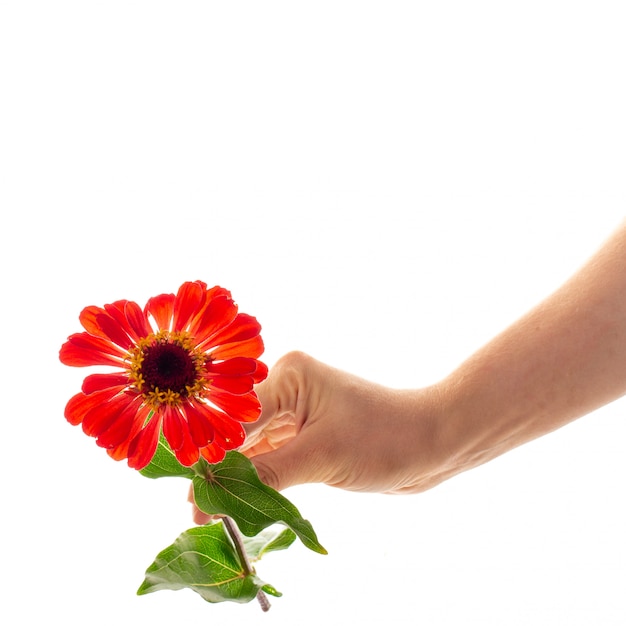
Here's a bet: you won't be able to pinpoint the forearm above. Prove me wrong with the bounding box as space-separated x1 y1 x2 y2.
437 220 626 475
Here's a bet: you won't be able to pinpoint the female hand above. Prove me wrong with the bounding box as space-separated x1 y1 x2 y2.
190 351 447 523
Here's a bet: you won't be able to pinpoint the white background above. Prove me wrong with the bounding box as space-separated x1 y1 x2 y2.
1 2 625 624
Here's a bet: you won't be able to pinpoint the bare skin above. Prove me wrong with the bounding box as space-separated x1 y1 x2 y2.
192 220 626 523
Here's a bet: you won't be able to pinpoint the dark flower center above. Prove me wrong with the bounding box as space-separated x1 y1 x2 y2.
140 342 197 395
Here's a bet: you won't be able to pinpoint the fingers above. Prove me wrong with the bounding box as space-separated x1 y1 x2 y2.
188 351 326 522
244 378 279 435
243 351 311 454
247 351 311 432
250 448 300 491
241 413 299 455
248 425 328 491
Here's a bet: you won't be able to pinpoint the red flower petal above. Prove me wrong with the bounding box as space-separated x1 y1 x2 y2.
172 422 200 467
200 442 226 464
59 333 126 367
96 397 142 449
190 295 238 345
195 402 246 448
205 285 231 300
182 402 215 448
173 281 206 332
70 332 125 354
209 335 264 360
104 300 151 343
206 357 257 375
205 357 267 384
192 401 245 447
79 306 109 338
209 374 255 395
82 393 135 438
81 373 129 395
214 421 245 450
204 313 261 347
252 360 268 383
64 387 120 425
127 412 162 470
162 405 185 451
95 312 133 350
107 404 150 461
144 293 175 331
104 301 133 335
188 285 233 333
209 390 262 422
192 279 209 291
78 303 134 351
124 300 152 340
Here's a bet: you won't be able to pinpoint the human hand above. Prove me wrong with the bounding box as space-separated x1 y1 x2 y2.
191 351 448 523
190 220 626 524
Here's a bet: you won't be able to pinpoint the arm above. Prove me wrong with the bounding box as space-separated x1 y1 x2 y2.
192 219 626 512
437 219 626 480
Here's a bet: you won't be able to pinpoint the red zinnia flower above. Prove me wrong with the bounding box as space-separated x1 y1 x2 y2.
59 281 268 470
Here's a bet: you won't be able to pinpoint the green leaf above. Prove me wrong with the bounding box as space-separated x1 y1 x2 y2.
243 527 297 562
192 451 327 555
261 583 282 598
139 434 195 480
137 522 272 604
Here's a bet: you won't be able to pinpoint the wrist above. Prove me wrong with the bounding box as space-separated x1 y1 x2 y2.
433 366 534 481
388 383 466 493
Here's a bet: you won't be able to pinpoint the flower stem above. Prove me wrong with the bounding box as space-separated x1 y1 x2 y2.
222 516 271 612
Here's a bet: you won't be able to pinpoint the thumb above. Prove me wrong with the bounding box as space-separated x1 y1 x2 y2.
249 433 322 492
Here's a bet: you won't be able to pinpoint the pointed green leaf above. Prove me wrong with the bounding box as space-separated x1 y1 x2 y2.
243 527 297 562
192 451 327 555
261 583 282 598
139 434 195 479
137 522 272 604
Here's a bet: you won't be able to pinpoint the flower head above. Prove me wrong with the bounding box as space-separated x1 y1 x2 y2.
59 281 268 470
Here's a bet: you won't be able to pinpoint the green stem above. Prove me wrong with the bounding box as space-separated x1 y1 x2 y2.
222 516 271 612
